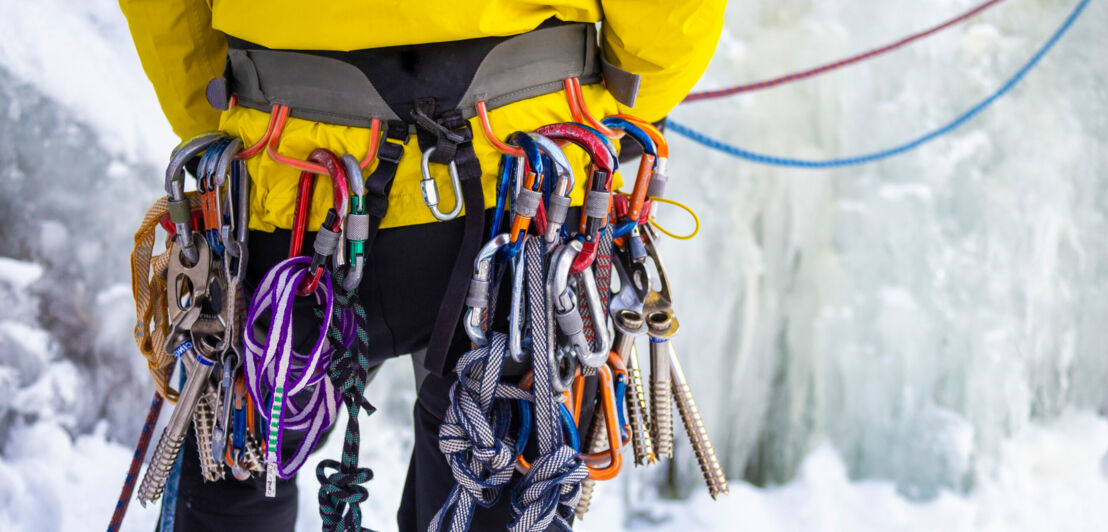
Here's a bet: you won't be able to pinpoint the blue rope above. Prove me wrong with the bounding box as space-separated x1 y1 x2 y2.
668 0 1088 169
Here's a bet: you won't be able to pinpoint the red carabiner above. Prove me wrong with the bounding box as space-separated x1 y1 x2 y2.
287 149 350 296
533 123 616 273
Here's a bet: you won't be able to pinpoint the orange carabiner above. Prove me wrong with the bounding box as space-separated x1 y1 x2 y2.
579 364 624 480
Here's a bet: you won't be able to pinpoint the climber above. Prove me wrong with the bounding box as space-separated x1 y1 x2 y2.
119 1 725 530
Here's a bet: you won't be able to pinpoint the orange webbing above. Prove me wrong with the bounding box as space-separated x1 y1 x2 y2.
130 193 201 402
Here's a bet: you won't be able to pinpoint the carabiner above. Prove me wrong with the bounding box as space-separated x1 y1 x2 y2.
506 133 547 252
578 364 625 480
549 240 611 368
463 233 512 346
526 133 575 249
340 154 367 292
165 132 227 264
602 117 658 225
534 123 617 274
419 146 463 221
289 149 351 296
507 247 529 363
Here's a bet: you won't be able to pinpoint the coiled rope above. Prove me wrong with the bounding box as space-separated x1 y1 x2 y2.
668 0 1089 168
509 238 588 531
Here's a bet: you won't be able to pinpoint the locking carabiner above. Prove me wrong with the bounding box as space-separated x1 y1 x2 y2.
288 149 350 296
419 146 464 221
534 123 618 274
340 154 368 292
506 133 547 254
526 133 575 249
463 233 513 346
165 132 227 264
549 240 611 368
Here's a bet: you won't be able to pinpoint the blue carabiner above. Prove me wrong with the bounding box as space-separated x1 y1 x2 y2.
490 155 517 241
601 117 658 163
557 402 581 452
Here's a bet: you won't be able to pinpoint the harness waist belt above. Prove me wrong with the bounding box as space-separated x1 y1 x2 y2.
216 21 638 128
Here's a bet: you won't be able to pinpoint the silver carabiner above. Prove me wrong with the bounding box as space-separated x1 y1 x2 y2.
463 233 512 346
507 247 529 363
549 241 611 368
527 133 575 249
419 147 463 221
165 132 226 264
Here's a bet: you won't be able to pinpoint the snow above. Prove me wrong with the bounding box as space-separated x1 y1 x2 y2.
1 0 1107 530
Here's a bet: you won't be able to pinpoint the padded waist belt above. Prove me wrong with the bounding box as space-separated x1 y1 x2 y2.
213 21 640 128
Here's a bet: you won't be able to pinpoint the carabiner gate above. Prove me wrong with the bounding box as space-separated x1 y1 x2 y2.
549 240 611 368
463 233 512 346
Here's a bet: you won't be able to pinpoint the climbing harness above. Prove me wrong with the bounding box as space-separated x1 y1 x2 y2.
114 11 738 531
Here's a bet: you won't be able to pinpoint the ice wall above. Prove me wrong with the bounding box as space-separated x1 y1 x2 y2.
663 0 1108 499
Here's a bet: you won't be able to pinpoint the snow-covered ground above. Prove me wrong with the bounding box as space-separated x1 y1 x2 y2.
2 0 1107 530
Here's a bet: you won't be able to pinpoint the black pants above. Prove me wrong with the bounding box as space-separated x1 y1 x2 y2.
171 210 528 531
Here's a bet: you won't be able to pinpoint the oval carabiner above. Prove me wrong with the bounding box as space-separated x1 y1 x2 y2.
463 233 513 346
419 147 463 221
549 241 611 368
165 132 227 264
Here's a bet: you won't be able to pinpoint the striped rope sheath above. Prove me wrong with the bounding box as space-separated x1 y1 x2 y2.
683 0 1009 102
244 257 349 480
430 332 529 532
668 0 1090 168
316 267 378 532
509 238 587 532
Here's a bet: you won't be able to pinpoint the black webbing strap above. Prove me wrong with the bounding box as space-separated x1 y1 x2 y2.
415 102 487 376
363 120 409 247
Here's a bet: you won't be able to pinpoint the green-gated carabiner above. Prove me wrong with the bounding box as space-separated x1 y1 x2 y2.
419 146 463 221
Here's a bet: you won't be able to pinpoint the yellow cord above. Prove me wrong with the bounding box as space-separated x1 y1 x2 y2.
648 196 700 240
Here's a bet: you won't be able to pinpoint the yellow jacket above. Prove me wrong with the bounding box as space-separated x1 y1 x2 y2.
120 0 725 231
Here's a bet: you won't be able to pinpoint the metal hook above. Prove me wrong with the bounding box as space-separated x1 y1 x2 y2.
419 147 464 221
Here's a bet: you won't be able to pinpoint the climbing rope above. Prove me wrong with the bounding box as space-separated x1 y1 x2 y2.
316 267 377 532
430 332 528 532
684 0 1009 102
509 238 588 531
107 388 166 532
668 0 1089 168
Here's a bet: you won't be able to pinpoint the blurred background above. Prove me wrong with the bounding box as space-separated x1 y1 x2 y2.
1 0 1106 530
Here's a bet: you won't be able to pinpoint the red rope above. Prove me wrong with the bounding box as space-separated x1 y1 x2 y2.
107 391 166 532
684 0 1008 102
